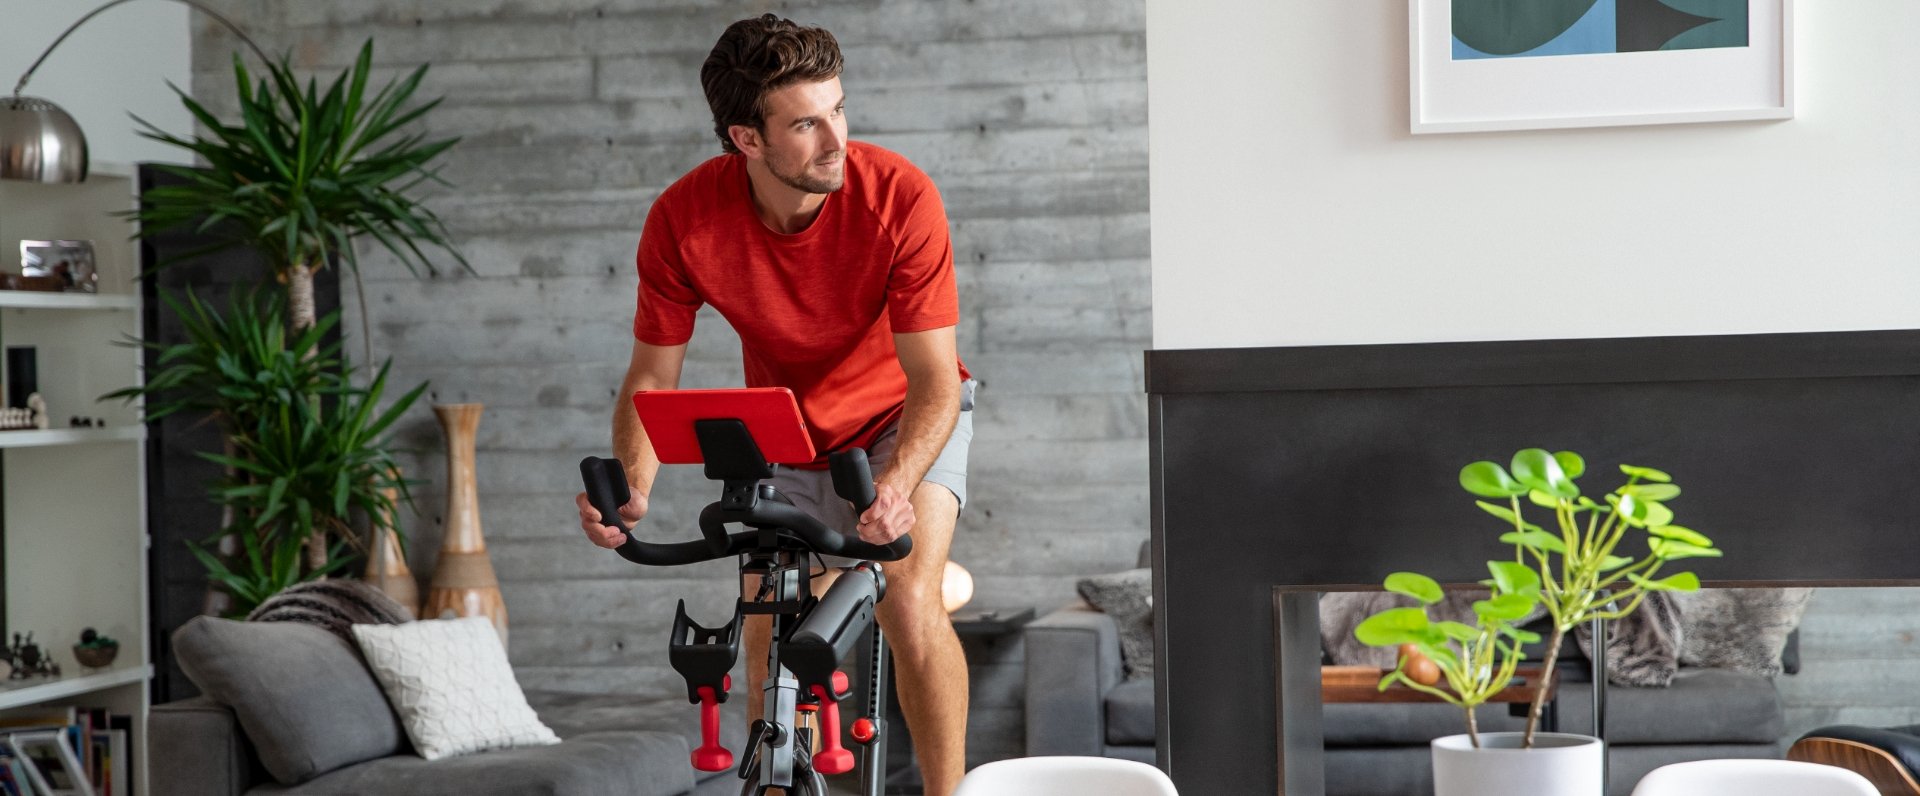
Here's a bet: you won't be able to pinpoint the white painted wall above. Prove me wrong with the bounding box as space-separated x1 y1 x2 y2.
1148 1 1920 349
2 0 193 167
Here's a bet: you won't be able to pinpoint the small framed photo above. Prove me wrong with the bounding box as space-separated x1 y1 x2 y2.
1410 0 1794 134
7 731 94 796
18 240 98 293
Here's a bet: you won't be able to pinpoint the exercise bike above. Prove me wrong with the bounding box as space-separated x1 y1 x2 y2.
580 387 912 796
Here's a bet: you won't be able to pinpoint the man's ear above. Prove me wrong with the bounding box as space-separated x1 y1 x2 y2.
728 124 763 158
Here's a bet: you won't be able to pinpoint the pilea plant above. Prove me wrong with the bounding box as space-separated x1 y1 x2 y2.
1354 566 1542 748
1358 448 1723 749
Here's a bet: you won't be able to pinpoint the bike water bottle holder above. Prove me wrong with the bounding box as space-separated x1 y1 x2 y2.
669 599 741 703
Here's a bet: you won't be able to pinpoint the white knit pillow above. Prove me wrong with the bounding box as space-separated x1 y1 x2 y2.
350 617 559 760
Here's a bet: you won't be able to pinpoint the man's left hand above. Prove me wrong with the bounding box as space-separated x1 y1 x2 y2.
857 481 916 545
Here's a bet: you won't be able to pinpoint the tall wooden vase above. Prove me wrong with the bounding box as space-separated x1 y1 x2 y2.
424 403 509 646
365 477 421 619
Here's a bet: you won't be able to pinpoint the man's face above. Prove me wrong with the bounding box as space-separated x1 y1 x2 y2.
750 76 848 195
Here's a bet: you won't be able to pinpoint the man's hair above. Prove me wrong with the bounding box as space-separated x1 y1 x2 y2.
701 14 844 155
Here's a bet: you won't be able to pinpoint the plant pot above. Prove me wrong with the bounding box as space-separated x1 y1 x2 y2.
72 644 118 669
1431 732 1604 796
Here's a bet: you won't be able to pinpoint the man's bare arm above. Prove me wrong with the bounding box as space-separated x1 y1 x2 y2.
859 326 961 543
577 339 687 547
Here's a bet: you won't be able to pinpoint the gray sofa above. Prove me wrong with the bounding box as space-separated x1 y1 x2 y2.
1024 555 1794 796
152 617 746 796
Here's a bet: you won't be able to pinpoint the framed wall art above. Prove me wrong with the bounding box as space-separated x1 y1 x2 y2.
1410 0 1793 134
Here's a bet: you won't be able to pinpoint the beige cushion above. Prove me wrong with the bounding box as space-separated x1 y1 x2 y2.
351 617 559 761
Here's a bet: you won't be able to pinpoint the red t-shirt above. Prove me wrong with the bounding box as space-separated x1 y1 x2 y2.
633 141 971 464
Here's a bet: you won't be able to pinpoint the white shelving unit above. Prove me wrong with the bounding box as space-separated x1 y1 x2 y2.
0 160 151 793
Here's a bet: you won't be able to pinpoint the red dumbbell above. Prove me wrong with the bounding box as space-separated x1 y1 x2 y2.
691 675 733 772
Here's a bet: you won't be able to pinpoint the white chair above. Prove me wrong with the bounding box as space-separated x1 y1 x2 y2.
1631 758 1878 796
952 756 1179 796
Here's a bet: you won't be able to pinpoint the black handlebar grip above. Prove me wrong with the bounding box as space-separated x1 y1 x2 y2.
829 448 877 514
579 456 632 536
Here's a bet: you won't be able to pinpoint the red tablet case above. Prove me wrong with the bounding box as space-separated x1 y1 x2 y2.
632 387 818 465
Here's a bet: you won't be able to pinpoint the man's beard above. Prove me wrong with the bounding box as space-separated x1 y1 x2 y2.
769 150 844 194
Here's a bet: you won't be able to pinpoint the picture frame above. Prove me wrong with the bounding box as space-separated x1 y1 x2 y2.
7 730 95 796
17 240 98 293
1410 0 1794 134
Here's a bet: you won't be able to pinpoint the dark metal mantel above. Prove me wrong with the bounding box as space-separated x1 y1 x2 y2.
1146 329 1920 796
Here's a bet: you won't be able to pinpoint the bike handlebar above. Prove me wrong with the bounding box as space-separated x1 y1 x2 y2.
579 455 912 566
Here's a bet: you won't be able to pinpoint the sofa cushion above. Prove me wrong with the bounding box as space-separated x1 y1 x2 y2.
172 616 407 785
1105 677 1157 745
1557 667 1782 745
352 617 560 761
253 731 695 796
525 690 747 753
1325 668 1782 747
1324 697 1530 747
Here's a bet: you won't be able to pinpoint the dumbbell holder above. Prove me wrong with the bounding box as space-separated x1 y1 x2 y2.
670 600 741 704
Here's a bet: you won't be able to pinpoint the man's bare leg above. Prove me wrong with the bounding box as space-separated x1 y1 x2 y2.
739 483 965 795
875 483 966 796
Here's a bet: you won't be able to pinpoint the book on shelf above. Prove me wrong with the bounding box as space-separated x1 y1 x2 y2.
0 704 128 796
0 747 26 796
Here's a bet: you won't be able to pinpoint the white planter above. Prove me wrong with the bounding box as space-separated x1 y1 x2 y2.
1431 732 1604 796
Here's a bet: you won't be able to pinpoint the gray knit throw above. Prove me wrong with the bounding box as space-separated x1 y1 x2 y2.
248 579 411 642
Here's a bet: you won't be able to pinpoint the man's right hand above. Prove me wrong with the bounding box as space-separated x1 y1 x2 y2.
576 490 647 549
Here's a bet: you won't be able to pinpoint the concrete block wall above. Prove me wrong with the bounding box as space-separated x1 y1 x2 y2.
187 0 1149 767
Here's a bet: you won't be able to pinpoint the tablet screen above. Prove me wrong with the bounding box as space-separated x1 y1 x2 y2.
631 387 817 465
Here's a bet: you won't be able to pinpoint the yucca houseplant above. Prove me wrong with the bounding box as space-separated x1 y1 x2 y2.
108 290 424 616
127 40 466 574
1355 449 1723 795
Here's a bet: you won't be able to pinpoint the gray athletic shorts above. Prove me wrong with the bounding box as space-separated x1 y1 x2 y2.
768 379 974 566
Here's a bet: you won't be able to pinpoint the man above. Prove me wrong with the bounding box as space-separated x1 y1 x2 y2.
572 14 973 796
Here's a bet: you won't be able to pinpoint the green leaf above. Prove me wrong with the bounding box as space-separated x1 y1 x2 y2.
1624 483 1681 502
1473 593 1538 622
1620 464 1672 483
1500 529 1567 554
1649 525 1714 547
1614 493 1653 528
1641 501 1674 529
1511 448 1578 499
1354 607 1430 647
1628 571 1702 592
1526 489 1560 509
1460 461 1527 498
1384 572 1443 605
1651 540 1724 561
1552 451 1585 479
1486 560 1541 596
1476 500 1520 523
1501 626 1544 644
1597 555 1635 572
1434 621 1479 642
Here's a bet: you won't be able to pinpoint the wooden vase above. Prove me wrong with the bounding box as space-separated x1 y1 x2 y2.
423 403 508 646
365 477 420 619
